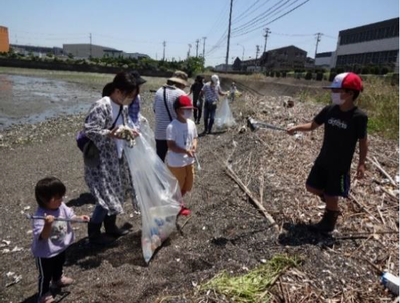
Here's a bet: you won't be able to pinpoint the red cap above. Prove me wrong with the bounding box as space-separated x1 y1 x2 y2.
323 72 363 91
173 95 194 110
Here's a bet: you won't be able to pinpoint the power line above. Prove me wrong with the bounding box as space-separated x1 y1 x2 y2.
204 1 230 38
233 0 311 38
233 0 303 36
270 31 314 37
206 29 228 55
232 0 262 22
232 0 291 34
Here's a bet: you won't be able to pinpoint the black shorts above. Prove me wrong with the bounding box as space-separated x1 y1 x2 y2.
306 163 350 197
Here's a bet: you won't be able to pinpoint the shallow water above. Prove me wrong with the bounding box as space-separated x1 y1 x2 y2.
0 74 101 130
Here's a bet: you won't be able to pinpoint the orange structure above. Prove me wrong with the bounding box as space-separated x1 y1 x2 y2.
0 26 10 53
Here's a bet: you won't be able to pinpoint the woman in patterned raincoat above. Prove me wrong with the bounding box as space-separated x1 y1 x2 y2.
84 72 139 245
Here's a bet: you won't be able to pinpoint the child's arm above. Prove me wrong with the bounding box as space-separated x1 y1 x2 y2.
192 138 198 153
356 137 368 179
167 140 194 157
287 121 320 135
39 215 55 240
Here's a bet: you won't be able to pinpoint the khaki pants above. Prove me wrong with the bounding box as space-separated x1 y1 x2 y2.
168 164 195 193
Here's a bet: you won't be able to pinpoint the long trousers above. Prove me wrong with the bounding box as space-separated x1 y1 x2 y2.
36 250 66 296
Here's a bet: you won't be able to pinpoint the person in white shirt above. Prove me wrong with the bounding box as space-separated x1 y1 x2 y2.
153 70 188 162
166 95 198 216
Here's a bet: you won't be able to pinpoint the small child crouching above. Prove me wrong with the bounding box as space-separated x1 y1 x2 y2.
32 177 89 303
166 95 198 216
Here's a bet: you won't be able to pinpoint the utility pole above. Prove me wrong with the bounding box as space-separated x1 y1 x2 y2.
263 28 271 53
255 45 260 66
314 33 322 58
195 39 200 57
162 41 166 61
89 33 92 58
225 0 234 71
202 37 207 58
187 44 192 59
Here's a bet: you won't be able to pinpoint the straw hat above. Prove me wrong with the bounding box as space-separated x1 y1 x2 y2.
168 70 188 86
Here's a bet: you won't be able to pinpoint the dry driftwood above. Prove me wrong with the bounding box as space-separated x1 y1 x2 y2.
224 161 278 232
212 150 278 231
368 156 397 186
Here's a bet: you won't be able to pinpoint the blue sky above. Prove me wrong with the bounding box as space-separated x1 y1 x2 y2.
1 0 398 66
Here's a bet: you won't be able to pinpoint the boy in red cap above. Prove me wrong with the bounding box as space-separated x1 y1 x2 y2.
166 95 198 216
287 72 368 233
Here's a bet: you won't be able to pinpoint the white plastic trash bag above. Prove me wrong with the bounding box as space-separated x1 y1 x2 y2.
138 114 156 150
124 134 181 263
215 98 236 129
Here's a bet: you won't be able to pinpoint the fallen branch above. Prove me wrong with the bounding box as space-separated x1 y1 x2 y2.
381 186 399 201
339 230 398 237
181 216 192 229
349 193 380 223
368 156 396 187
222 159 278 232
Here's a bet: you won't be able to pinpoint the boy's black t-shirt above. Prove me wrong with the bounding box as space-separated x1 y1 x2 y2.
191 82 204 101
314 105 368 173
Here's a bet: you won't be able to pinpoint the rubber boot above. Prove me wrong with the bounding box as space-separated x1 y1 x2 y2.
309 209 340 233
87 221 115 245
104 215 129 237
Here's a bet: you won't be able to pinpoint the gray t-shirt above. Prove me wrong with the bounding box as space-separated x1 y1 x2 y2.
31 203 75 258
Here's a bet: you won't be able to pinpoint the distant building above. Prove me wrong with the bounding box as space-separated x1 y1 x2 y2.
315 52 333 68
63 44 119 59
263 45 307 71
215 45 308 73
239 58 260 72
63 44 149 60
0 26 9 53
232 57 242 71
333 17 399 71
305 57 315 69
11 44 63 57
122 52 150 59
103 49 123 58
214 63 233 71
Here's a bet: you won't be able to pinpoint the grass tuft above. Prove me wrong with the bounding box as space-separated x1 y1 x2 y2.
200 254 300 303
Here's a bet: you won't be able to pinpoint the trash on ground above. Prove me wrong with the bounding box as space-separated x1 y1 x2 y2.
381 272 399 295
